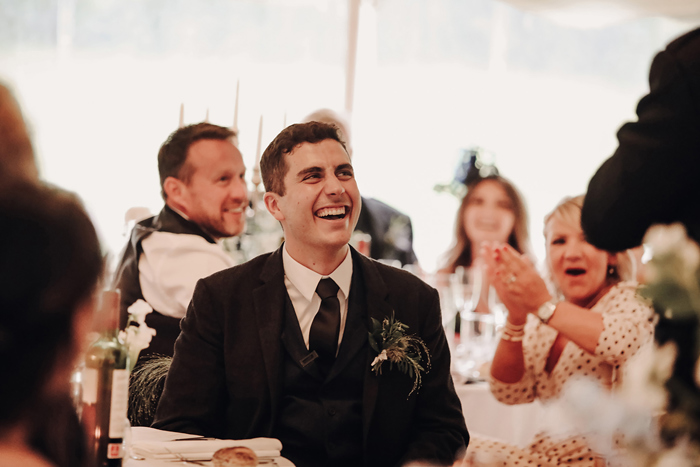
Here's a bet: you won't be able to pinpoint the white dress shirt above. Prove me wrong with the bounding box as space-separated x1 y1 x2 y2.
139 231 235 318
282 245 353 351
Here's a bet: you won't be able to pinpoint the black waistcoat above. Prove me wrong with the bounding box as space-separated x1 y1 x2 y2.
112 205 217 359
273 270 368 467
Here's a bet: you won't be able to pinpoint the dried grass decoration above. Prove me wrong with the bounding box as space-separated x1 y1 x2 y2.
368 313 431 397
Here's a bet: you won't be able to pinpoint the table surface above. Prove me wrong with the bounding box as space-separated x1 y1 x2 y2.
457 381 542 446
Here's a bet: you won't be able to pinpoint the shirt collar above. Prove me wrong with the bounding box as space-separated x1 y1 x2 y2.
166 204 226 244
167 204 191 221
282 244 353 301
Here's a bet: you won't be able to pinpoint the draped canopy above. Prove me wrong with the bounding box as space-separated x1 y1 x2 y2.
494 0 700 28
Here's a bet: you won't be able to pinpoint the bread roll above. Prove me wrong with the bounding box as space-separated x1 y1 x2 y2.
212 446 258 467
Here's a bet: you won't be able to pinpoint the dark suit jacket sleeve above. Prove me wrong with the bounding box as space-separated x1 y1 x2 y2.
399 288 469 465
581 29 700 252
358 197 418 266
151 278 229 436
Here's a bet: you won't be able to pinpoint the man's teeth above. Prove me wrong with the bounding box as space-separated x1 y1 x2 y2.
317 207 346 218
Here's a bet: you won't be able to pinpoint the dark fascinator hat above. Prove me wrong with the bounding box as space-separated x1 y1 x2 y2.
434 147 499 199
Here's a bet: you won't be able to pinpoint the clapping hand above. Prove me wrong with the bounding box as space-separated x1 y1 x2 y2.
481 242 551 323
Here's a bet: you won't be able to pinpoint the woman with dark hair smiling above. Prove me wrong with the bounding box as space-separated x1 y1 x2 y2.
441 167 532 316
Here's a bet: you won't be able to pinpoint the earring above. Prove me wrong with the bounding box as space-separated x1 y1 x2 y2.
608 265 616 276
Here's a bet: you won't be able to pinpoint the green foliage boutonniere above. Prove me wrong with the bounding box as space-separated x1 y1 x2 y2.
368 313 431 396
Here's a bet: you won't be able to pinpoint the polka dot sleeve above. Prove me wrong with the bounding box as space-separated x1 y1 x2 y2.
594 281 654 367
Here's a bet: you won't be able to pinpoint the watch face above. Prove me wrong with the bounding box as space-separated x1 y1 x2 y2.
537 301 556 323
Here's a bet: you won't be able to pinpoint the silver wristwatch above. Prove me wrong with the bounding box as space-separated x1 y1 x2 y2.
535 299 558 324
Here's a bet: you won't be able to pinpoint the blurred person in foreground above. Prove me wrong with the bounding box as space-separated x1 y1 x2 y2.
467 195 654 466
112 123 247 360
440 155 531 315
0 82 38 183
153 121 468 466
582 27 700 251
0 182 103 467
302 108 418 266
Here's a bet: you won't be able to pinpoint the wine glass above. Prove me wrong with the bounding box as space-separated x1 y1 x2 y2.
454 266 502 382
449 266 471 316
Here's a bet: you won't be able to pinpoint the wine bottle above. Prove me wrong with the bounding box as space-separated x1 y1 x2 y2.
82 290 130 467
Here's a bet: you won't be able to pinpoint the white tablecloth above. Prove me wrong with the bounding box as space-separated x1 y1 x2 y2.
126 458 294 467
124 427 294 466
457 381 542 446
123 386 537 465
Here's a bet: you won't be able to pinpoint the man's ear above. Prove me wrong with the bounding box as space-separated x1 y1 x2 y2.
264 192 285 222
164 176 188 211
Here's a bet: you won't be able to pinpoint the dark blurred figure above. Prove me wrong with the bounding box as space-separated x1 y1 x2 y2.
0 182 103 467
302 109 418 266
582 27 700 251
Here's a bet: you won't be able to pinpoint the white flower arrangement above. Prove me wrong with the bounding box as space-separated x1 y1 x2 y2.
118 299 156 372
643 223 700 318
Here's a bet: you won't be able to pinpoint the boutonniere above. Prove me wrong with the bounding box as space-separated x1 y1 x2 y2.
368 313 431 396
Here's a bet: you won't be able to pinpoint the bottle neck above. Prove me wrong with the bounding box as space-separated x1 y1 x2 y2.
96 290 121 336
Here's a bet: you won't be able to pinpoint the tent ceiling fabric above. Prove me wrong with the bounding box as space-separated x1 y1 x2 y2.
495 0 700 28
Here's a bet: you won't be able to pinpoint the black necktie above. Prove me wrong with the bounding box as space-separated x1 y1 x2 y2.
309 278 340 366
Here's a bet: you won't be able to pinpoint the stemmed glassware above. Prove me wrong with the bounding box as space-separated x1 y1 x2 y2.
452 265 503 383
425 264 505 384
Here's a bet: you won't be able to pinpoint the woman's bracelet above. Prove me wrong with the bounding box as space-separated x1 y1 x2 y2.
504 320 526 333
501 328 524 342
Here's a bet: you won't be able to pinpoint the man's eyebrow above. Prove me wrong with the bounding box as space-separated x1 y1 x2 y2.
296 166 323 178
336 163 354 172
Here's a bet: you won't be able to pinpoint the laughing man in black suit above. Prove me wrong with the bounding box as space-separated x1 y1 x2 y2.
153 121 468 467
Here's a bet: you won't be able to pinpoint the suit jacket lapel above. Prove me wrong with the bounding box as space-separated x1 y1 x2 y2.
353 249 396 443
253 247 287 418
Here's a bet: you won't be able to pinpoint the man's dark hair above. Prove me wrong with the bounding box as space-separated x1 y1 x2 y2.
260 121 346 196
157 123 237 200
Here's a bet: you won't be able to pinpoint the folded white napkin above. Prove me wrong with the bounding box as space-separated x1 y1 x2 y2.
131 430 282 460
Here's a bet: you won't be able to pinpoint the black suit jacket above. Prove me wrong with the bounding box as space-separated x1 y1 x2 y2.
356 197 418 266
582 27 700 251
153 246 468 466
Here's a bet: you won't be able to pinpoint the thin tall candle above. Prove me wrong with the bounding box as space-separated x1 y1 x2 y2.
233 80 239 131
252 115 263 185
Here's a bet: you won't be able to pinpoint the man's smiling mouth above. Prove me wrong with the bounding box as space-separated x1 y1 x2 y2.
223 206 245 214
316 206 348 220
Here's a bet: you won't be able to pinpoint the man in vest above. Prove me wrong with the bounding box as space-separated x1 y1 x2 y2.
113 123 247 359
154 121 468 466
